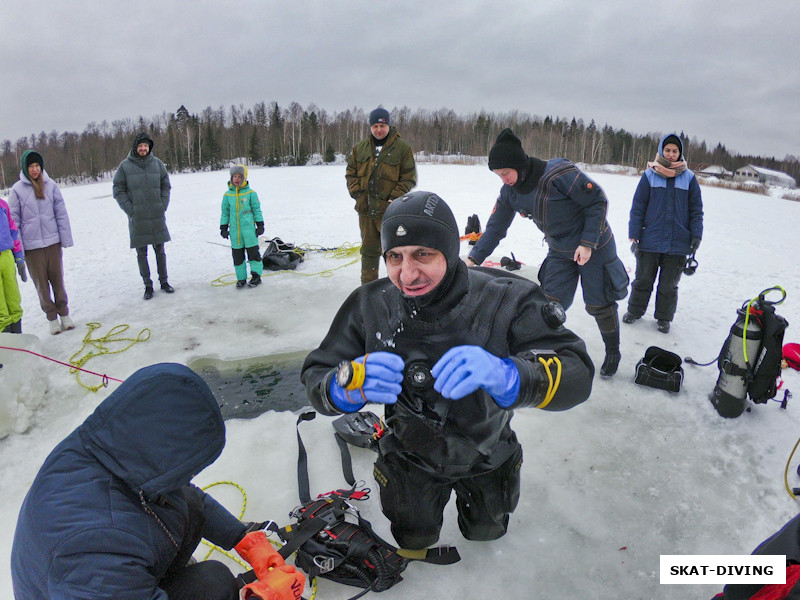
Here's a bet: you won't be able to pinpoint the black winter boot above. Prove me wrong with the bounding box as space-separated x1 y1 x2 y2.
599 328 621 378
248 273 262 287
600 347 621 378
622 312 640 324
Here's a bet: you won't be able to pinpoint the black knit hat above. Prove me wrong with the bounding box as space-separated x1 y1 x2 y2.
661 134 682 159
488 128 528 170
23 150 44 172
133 132 154 153
369 107 390 126
381 191 460 269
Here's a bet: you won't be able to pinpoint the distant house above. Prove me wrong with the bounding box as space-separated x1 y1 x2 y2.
733 164 796 188
696 164 733 179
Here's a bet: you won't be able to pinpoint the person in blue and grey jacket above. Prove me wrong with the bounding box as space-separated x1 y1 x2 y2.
625 133 703 334
11 363 262 600
468 128 629 378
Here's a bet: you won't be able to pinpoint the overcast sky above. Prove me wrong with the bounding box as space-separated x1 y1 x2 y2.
2 0 798 160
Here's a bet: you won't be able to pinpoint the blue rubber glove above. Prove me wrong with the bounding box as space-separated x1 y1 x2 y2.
329 379 365 413
329 352 405 412
431 345 520 408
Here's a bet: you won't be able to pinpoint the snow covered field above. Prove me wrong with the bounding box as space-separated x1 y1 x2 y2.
3 162 800 599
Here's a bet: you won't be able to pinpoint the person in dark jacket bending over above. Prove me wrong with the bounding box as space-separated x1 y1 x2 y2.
468 128 629 377
11 363 304 600
113 132 175 300
625 133 703 334
302 191 593 550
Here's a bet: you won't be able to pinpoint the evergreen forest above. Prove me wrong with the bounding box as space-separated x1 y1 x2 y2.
1 101 797 189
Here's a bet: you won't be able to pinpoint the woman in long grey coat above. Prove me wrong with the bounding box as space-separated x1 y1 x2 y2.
9 150 75 335
112 132 173 300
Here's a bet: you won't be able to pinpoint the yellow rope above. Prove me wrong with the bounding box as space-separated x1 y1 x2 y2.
536 356 562 409
784 437 800 500
68 322 151 392
742 286 786 364
200 481 249 566
212 242 362 285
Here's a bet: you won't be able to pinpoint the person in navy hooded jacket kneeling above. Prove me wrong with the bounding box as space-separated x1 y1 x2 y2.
11 363 279 600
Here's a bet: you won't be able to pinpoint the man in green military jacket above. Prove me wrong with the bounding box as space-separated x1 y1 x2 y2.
346 107 417 284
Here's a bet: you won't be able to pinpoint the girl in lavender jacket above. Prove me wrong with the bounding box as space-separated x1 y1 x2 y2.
8 150 75 335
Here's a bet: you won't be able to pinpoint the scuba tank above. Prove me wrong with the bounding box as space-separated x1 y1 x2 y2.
707 286 788 418
709 307 764 418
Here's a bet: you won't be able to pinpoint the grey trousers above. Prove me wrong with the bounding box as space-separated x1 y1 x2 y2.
136 244 168 287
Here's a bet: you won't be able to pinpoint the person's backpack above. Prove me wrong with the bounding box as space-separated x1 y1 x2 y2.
238 412 459 600
634 346 684 393
745 295 789 404
278 488 409 593
262 238 304 271
687 286 790 418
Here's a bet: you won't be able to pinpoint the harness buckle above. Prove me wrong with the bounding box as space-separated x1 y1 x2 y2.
314 555 336 574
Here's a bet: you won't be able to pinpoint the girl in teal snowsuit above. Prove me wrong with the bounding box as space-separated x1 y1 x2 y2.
220 165 264 288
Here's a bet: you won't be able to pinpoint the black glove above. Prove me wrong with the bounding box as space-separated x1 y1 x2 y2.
220 225 229 239
17 261 28 282
500 253 521 271
630 241 639 255
690 238 701 253
255 222 264 236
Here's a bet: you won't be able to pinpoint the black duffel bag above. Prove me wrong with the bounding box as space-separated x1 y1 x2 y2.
634 346 684 393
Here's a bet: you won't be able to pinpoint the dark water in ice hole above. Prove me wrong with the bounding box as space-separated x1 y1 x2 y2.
188 349 311 420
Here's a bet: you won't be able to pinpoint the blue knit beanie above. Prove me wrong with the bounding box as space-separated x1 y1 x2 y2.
369 108 390 126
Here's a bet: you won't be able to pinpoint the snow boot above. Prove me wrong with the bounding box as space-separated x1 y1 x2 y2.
144 286 154 300
599 329 621 378
49 319 62 335
3 319 22 334
657 320 671 333
60 315 75 331
161 282 175 293
236 280 247 289
248 273 262 287
600 348 621 378
622 312 640 324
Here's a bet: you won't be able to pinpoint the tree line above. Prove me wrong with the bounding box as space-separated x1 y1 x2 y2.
1 101 798 190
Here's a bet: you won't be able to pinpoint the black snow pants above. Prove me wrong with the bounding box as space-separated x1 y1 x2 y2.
627 251 685 322
373 445 523 550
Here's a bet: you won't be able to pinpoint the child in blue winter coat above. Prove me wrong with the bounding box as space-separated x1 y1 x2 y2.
0 197 26 333
219 165 264 288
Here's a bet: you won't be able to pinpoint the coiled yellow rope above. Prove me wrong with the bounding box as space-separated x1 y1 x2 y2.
212 242 361 286
68 323 151 391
